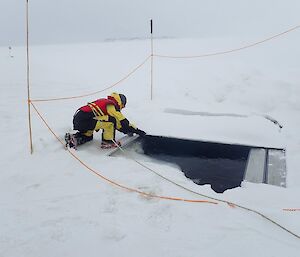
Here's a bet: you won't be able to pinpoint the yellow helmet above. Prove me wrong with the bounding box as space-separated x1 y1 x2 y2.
110 92 127 109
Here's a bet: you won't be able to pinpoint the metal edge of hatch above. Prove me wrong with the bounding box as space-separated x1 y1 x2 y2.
244 148 287 187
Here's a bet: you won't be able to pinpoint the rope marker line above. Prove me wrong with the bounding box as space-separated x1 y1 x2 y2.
30 103 300 239
27 22 300 237
154 24 300 59
31 55 151 103
30 102 217 205
112 140 300 240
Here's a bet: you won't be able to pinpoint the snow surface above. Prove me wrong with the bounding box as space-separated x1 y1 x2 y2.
1 33 300 256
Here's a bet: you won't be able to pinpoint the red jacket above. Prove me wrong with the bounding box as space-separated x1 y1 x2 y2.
80 97 120 115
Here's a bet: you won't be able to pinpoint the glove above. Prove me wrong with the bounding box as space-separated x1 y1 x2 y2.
135 128 146 136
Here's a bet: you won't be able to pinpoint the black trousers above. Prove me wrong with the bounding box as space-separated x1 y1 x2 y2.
73 110 97 133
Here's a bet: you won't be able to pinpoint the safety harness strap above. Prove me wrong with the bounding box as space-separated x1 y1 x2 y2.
88 102 105 117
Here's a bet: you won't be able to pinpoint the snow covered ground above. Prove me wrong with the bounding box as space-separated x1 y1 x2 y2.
1 32 300 256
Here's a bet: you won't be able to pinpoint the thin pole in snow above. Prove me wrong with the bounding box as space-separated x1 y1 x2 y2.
26 0 33 154
9 46 14 58
150 19 153 100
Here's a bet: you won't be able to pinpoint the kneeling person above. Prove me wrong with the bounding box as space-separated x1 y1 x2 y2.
65 92 146 149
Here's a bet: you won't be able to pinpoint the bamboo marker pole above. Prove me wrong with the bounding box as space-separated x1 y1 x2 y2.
26 0 33 154
150 19 153 100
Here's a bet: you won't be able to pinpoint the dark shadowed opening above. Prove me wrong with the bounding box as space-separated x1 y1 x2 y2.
141 135 250 193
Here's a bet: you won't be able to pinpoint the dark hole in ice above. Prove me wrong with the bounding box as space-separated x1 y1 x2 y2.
141 135 250 193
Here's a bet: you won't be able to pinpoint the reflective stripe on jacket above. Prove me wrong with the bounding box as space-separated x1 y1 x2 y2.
79 98 119 116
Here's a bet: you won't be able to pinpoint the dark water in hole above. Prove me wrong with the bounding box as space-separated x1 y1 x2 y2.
141 135 250 193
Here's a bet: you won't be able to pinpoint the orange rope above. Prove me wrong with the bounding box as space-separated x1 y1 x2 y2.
154 24 300 59
30 102 217 205
30 55 151 103
30 102 300 239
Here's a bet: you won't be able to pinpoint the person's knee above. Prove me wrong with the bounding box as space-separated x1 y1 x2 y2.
83 130 94 137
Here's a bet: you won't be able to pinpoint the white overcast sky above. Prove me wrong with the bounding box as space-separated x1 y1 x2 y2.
0 0 299 46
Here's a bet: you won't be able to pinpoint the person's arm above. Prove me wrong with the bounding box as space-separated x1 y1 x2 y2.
107 105 146 136
106 105 126 122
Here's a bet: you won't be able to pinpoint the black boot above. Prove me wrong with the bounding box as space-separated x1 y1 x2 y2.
74 132 93 146
65 133 78 149
65 132 93 149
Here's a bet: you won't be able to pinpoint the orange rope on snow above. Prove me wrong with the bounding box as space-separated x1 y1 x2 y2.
30 55 151 103
30 102 218 205
30 102 300 239
154 24 300 59
111 135 300 240
26 23 300 238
